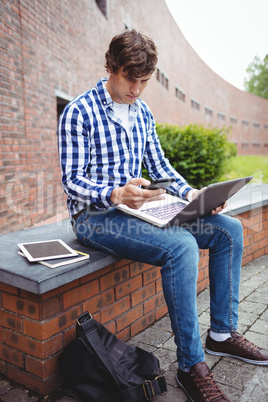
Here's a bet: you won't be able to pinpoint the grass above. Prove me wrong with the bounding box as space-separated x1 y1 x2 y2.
220 155 268 184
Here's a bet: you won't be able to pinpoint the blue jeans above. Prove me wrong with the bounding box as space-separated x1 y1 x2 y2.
73 207 243 369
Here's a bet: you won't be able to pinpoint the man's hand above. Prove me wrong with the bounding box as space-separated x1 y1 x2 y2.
111 178 166 209
186 188 227 215
211 201 227 215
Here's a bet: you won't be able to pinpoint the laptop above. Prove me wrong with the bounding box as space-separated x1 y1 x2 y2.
116 176 253 228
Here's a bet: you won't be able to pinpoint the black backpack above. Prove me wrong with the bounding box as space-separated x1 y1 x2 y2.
58 312 167 401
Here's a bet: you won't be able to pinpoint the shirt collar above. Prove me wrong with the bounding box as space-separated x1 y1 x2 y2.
96 78 140 111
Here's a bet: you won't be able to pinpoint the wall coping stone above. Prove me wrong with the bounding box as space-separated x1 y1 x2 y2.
0 183 267 295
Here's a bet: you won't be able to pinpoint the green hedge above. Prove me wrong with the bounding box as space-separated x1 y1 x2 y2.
144 123 237 188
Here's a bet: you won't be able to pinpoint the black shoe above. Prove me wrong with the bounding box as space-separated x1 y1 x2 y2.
206 331 268 366
176 361 230 402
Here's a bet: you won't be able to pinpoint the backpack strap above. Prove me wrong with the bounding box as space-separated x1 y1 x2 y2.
77 313 125 401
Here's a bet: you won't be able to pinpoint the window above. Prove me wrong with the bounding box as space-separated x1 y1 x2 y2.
217 112 225 121
253 122 260 128
191 98 200 111
241 142 249 148
57 98 69 120
156 68 160 82
156 68 169 90
55 90 73 121
242 120 249 127
264 124 268 129
96 0 107 17
175 86 186 102
205 106 213 117
230 116 237 124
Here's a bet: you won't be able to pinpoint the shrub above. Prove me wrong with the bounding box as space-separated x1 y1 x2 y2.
144 123 236 188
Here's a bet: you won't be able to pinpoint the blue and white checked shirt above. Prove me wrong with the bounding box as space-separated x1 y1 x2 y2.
58 78 192 218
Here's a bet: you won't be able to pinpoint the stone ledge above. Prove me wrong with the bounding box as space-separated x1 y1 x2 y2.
0 219 118 294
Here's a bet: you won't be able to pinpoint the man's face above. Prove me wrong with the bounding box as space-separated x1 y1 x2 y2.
106 67 153 104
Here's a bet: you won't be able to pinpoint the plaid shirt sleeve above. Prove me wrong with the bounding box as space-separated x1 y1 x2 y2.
58 99 115 215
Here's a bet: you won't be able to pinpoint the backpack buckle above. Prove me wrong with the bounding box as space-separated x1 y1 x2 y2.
77 311 92 325
142 380 155 400
155 375 167 395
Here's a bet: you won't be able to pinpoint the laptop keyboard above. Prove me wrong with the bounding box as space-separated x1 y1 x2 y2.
142 201 186 221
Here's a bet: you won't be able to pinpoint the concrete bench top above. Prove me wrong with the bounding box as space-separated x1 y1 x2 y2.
0 183 267 295
0 219 118 294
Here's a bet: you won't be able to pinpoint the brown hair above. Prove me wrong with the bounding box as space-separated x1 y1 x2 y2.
105 29 158 77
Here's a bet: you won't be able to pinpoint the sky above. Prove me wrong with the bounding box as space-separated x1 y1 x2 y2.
165 0 268 90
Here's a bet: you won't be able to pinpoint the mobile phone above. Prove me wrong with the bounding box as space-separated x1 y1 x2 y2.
143 177 176 190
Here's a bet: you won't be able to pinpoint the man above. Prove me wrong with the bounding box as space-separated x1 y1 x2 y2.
58 29 268 402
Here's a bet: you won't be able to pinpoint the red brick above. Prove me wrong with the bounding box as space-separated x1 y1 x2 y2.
116 305 143 332
0 344 24 368
242 254 253 266
0 358 6 375
244 235 254 247
114 259 132 269
116 326 130 341
198 256 209 270
130 261 153 277
253 231 264 242
0 283 19 295
131 283 155 307
0 327 4 343
80 264 114 283
23 307 80 340
253 249 265 260
144 293 165 315
0 311 22 333
197 278 210 294
104 320 116 335
25 353 60 378
130 312 155 337
2 293 40 319
143 266 161 286
62 279 99 309
101 297 131 324
100 266 130 291
5 330 62 359
155 304 168 321
62 325 76 347
83 289 115 314
115 275 142 300
7 364 62 395
259 238 268 250
155 278 163 293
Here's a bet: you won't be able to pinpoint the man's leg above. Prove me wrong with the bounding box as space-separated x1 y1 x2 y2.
185 213 243 333
186 214 268 367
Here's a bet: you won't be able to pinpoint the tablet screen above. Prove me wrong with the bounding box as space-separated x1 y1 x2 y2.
18 239 78 262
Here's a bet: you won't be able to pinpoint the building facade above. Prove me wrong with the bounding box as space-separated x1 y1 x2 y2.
1 0 268 234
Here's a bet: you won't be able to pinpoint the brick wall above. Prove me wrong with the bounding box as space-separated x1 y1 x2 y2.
1 0 268 233
0 205 267 395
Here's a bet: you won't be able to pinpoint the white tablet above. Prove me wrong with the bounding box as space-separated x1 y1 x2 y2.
18 239 78 262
